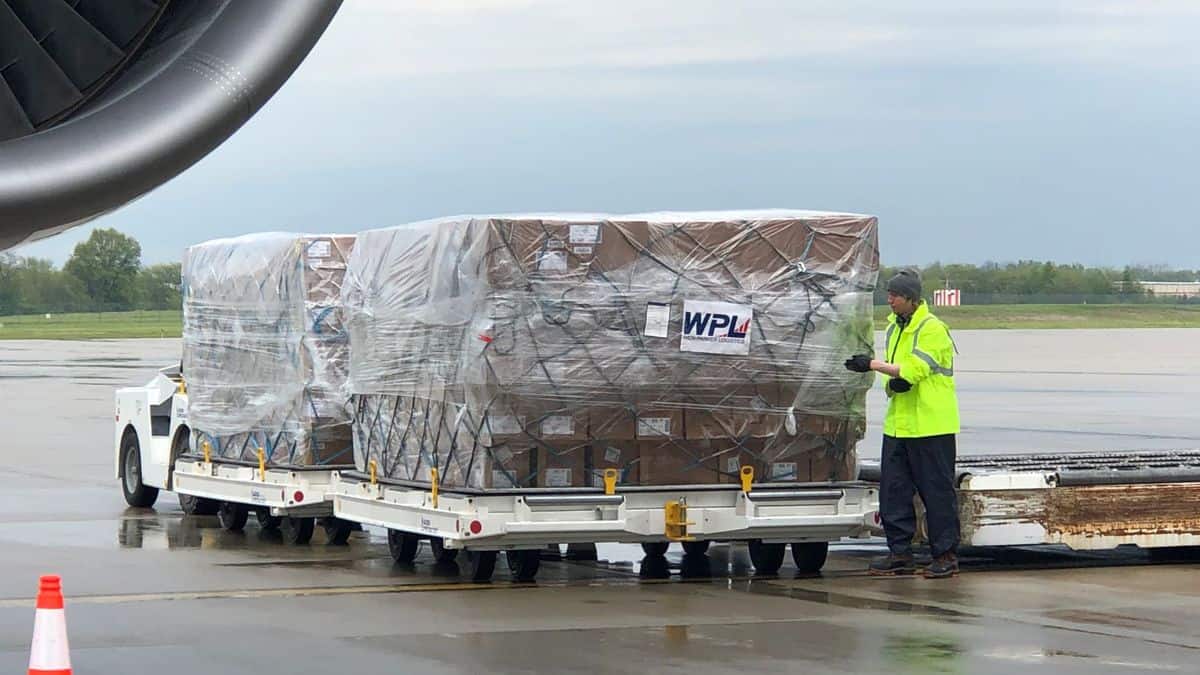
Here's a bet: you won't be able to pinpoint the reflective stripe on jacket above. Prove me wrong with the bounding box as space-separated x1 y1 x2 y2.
882 301 960 438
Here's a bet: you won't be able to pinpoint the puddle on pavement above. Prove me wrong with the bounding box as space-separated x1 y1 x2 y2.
881 631 966 672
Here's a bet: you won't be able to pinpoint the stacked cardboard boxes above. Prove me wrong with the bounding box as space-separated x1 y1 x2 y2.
183 233 356 466
343 211 878 489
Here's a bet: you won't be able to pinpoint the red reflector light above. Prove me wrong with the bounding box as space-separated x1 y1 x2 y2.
293 491 304 503
469 520 483 535
873 512 881 525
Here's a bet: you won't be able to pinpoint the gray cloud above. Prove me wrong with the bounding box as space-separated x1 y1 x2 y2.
16 1 1200 268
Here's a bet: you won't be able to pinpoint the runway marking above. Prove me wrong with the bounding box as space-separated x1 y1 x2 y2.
0 581 510 607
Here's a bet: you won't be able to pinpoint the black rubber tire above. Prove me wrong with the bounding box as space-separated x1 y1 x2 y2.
429 537 459 564
178 493 219 516
565 542 598 561
280 516 315 545
748 540 786 574
506 550 542 582
682 540 711 556
1148 545 1200 562
217 502 249 532
642 541 671 557
255 508 282 531
322 517 354 546
791 542 829 573
388 529 420 564
120 432 159 508
465 550 498 582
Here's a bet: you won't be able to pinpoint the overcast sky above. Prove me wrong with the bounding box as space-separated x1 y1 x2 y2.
15 0 1200 267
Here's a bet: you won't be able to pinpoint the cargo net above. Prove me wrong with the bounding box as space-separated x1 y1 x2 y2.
182 233 356 467
343 212 879 489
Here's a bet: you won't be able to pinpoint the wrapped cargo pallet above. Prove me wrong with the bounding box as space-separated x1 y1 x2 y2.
182 232 356 467
342 211 878 490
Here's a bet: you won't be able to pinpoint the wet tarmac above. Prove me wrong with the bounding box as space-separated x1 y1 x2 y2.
1 333 1198 673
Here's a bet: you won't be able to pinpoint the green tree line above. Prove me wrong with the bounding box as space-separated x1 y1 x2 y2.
3 228 1196 315
875 261 1198 304
0 229 181 315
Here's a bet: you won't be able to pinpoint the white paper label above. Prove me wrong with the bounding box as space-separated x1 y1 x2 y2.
541 415 575 437
489 415 524 435
638 417 672 437
569 224 601 244
492 470 517 488
771 462 798 480
726 457 741 474
604 446 623 464
544 468 572 487
572 245 594 256
307 240 332 258
545 237 566 249
538 250 567 271
681 300 752 355
644 302 670 338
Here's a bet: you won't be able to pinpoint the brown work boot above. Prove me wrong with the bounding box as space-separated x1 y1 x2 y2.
924 552 959 579
868 553 916 576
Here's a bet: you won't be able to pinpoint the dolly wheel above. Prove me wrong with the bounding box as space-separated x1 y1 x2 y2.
322 517 354 545
255 508 282 531
506 550 542 582
388 529 420 564
465 550 498 582
641 541 670 557
791 542 829 573
281 516 315 545
748 540 786 574
217 502 248 532
179 494 219 516
682 540 711 556
429 537 460 564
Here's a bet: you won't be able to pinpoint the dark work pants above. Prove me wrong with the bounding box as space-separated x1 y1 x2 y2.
880 434 960 558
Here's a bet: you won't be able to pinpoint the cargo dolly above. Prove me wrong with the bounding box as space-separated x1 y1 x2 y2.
331 466 882 582
115 365 356 545
860 450 1200 552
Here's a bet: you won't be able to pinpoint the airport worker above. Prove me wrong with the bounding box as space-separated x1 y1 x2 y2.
843 268 961 578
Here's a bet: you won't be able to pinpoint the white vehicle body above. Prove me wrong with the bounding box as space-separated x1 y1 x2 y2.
114 365 339 520
333 473 881 551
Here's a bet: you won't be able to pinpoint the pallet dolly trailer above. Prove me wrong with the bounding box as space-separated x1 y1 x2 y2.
332 465 882 582
115 365 356 545
860 450 1200 552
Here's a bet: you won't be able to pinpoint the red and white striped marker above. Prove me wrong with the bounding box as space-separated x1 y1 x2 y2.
28 575 71 675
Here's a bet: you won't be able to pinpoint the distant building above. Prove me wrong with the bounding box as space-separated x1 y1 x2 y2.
1121 281 1200 298
933 289 962 306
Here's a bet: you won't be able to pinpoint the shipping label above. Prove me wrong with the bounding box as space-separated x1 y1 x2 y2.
544 468 572 488
680 300 752 355
541 415 575 437
569 223 602 244
637 417 672 437
644 302 670 338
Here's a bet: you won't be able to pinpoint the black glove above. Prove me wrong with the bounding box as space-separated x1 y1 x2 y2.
844 354 872 373
888 377 913 393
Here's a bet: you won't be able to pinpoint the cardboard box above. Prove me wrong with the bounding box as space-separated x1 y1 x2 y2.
588 405 638 440
536 443 589 488
683 383 783 440
482 444 538 489
585 442 640 488
529 405 589 441
635 406 684 440
636 440 721 486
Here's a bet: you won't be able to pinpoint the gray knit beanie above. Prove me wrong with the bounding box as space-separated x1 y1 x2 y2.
886 269 922 302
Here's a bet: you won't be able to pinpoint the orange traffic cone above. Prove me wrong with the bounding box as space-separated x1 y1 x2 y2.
28 575 71 675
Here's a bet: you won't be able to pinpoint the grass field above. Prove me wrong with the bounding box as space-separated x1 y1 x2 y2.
874 304 1200 330
2 305 1199 340
0 310 182 340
